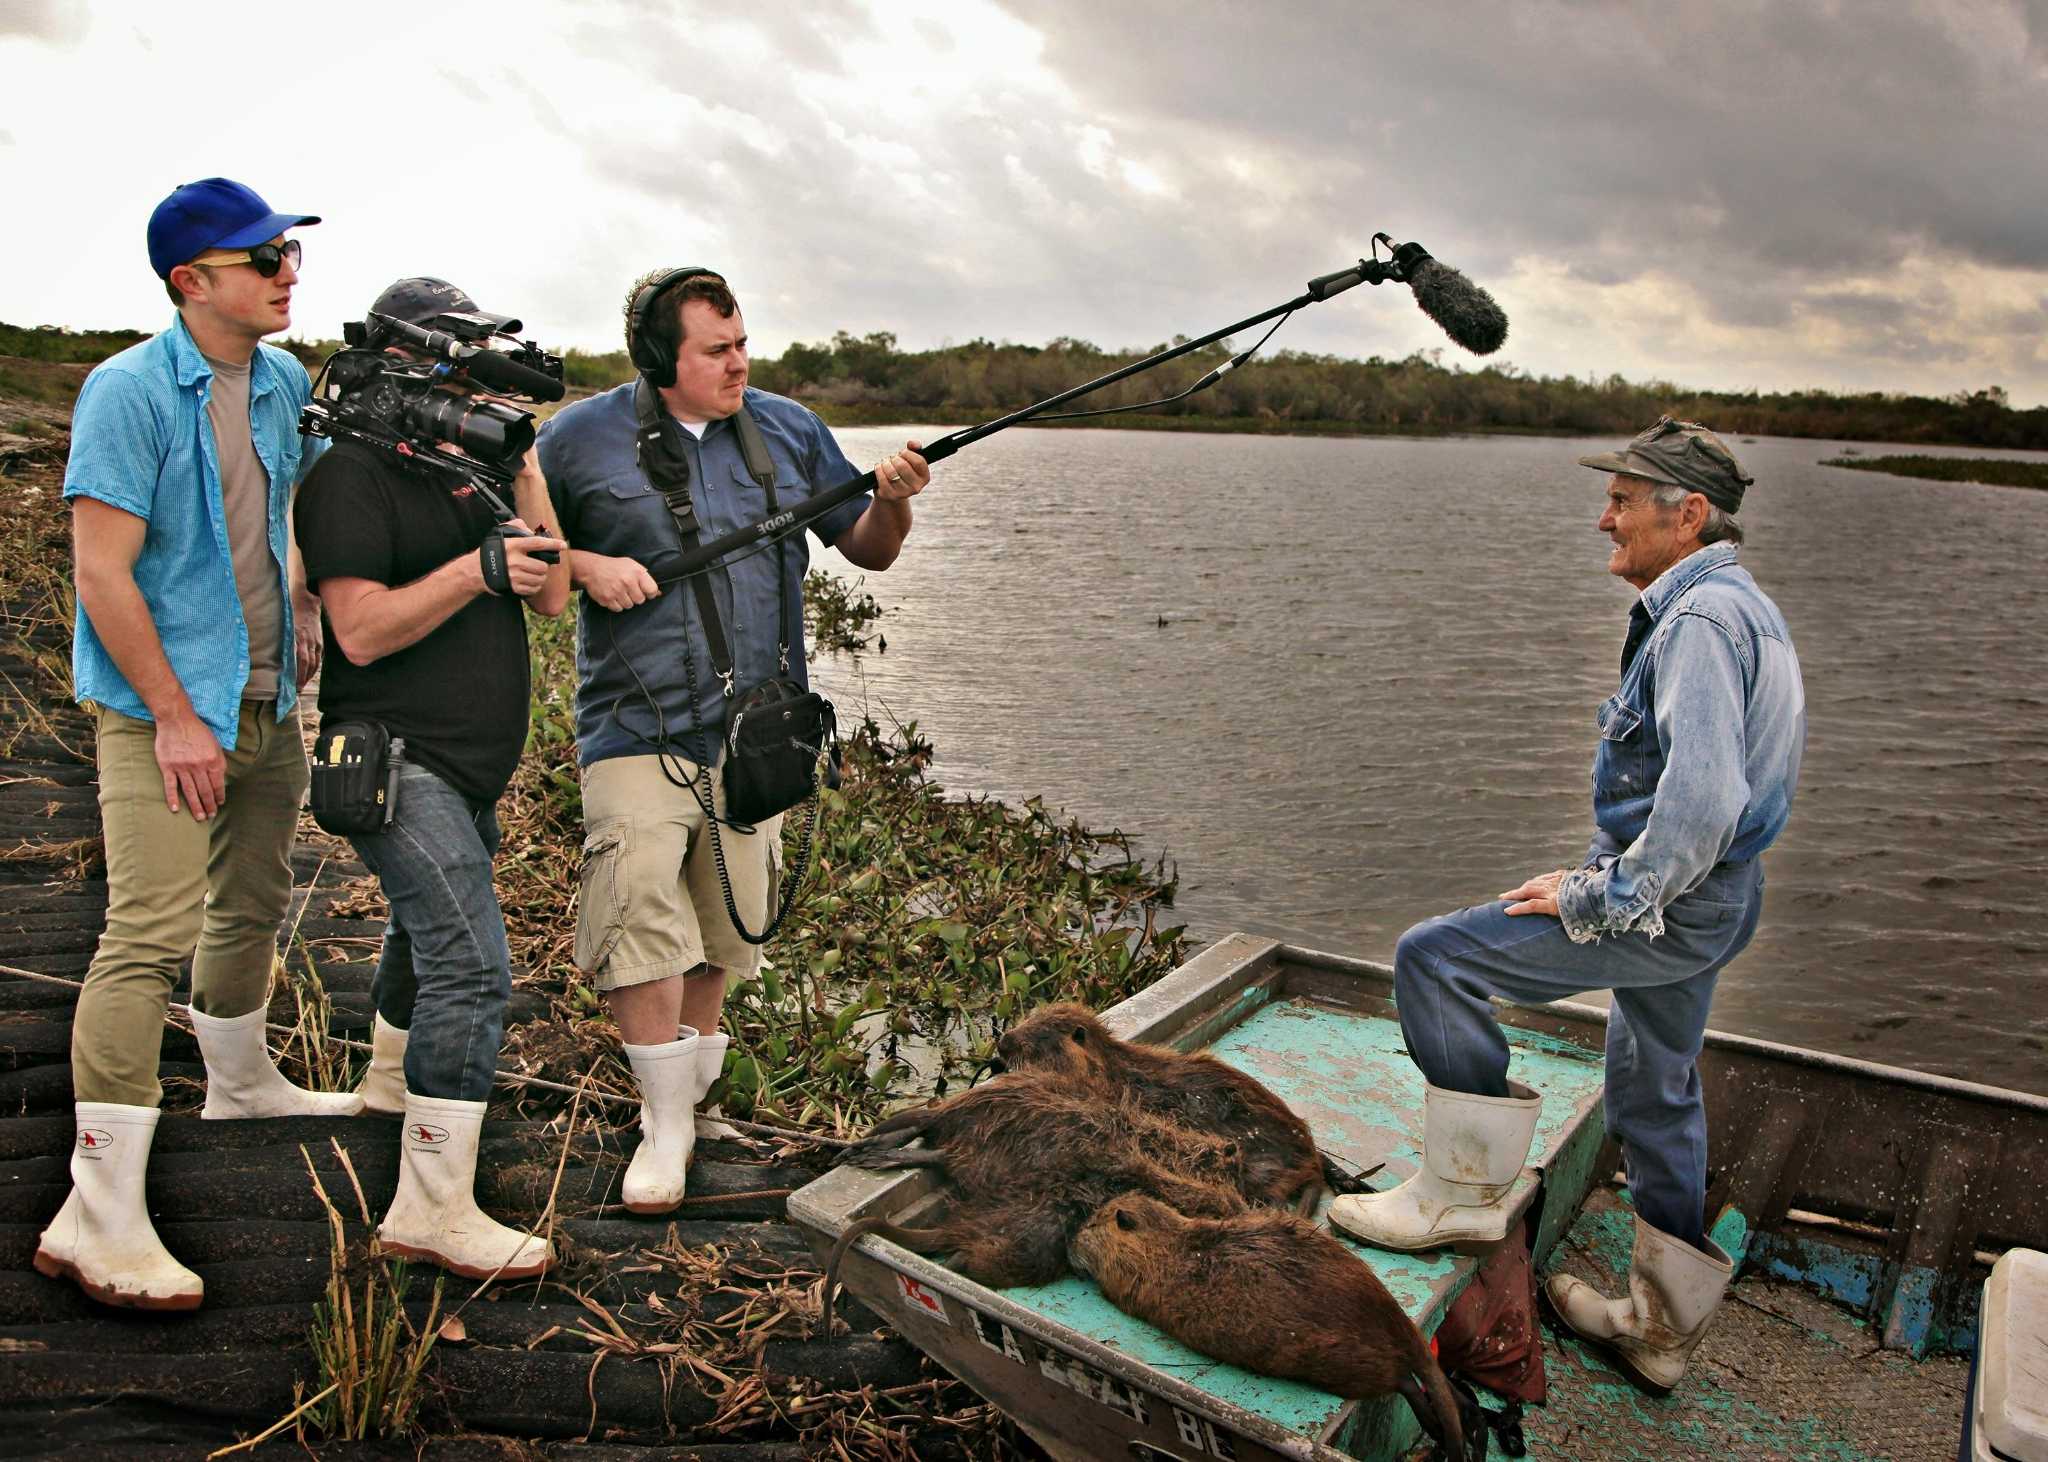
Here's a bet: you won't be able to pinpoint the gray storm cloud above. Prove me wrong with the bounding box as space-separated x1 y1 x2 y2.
531 1 2048 399
1007 0 2048 388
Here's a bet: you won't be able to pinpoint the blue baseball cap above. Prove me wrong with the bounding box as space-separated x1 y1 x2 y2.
146 177 320 279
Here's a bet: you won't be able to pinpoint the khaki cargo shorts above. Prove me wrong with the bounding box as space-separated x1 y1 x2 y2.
575 753 783 990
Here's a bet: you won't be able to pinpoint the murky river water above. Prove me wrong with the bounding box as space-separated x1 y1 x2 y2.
816 425 2048 1095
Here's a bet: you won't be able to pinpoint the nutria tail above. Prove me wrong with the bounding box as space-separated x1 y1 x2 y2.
843 1107 947 1169
819 1215 950 1333
1395 1344 1469 1460
1320 1151 1381 1195
842 1142 950 1172
854 1104 940 1145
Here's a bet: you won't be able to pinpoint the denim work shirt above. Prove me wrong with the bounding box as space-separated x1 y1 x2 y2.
1555 543 1805 943
537 385 871 768
63 315 323 748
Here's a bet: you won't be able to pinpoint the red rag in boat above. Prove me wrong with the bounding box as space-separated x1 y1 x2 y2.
1432 1232 1548 1404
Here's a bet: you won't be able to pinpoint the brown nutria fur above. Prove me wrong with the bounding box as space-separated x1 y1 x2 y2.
1071 1193 1468 1460
823 1073 1249 1320
996 1002 1351 1209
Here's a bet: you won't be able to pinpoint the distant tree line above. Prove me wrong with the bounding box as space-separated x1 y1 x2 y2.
6 321 2044 449
735 331 2048 449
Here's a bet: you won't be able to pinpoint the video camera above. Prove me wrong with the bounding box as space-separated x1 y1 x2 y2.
299 308 566 503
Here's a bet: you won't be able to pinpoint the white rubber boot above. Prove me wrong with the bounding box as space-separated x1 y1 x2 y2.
692 1031 740 1139
189 1005 364 1119
1328 1080 1542 1251
1545 1213 1733 1391
378 1094 551 1280
620 1028 702 1214
33 1103 203 1311
355 1014 409 1116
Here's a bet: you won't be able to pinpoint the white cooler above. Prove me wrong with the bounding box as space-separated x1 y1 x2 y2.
1968 1248 2048 1462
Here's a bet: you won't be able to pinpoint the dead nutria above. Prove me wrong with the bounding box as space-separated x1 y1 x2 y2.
997 1001 1359 1209
1072 1193 1471 1460
848 1071 1254 1201
822 1073 1248 1321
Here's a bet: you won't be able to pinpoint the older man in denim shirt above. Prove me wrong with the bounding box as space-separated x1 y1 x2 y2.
1331 418 1804 1393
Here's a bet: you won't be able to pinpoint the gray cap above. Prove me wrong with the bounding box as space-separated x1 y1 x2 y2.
1578 416 1753 513
365 276 520 340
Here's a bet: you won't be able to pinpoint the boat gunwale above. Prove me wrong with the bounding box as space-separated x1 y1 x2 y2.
1273 942 2048 1116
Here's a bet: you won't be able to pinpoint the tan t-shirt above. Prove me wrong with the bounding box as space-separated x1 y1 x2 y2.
202 354 284 699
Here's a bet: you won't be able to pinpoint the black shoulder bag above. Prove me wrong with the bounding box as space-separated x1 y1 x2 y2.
632 381 838 944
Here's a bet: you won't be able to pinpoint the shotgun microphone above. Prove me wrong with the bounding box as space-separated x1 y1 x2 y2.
1305 237 1509 356
366 313 568 402
1405 253 1509 357
457 344 568 403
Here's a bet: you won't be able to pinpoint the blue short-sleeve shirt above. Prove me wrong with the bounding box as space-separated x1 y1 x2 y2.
537 383 871 767
63 314 323 746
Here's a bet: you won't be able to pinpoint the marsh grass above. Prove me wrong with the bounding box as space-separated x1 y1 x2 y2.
279 945 355 1093
299 1142 445 1443
1820 453 2048 490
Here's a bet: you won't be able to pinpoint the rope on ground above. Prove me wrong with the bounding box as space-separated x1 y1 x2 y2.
0 959 850 1148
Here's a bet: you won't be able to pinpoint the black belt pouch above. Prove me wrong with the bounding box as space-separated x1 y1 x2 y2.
310 720 403 836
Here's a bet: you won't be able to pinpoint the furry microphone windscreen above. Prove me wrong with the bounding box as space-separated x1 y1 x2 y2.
1407 258 1509 356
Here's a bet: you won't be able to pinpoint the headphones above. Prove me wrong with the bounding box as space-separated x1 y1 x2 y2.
627 267 725 387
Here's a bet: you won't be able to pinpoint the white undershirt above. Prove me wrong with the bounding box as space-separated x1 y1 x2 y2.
676 418 708 439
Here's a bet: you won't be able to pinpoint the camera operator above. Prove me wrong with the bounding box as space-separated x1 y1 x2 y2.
294 277 568 1282
536 268 930 1214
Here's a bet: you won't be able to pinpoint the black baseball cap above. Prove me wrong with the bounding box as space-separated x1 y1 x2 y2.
365 277 520 339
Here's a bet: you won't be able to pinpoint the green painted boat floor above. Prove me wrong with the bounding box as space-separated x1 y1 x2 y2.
990 995 1612 1446
1525 1187 1969 1461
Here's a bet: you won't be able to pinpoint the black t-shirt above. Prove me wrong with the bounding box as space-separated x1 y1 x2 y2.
295 440 530 804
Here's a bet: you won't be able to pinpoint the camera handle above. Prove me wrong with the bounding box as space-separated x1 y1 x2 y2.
486 521 559 564
472 477 560 571
478 522 560 596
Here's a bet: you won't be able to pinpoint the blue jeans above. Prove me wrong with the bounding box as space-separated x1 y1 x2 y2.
1392 859 1764 1249
349 764 511 1103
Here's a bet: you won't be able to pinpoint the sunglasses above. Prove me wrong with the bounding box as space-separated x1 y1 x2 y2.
194 238 302 278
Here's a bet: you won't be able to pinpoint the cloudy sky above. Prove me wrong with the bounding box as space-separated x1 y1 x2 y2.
4 0 2045 405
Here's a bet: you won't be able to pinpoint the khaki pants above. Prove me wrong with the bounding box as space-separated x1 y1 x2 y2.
72 701 309 1106
576 754 782 990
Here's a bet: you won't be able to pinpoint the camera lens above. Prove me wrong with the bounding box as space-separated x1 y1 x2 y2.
405 391 536 463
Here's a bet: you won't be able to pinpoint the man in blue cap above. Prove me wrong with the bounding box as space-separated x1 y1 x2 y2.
36 179 358 1314
1329 418 1804 1393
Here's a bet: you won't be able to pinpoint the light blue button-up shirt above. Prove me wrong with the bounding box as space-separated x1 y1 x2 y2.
64 314 322 748
1556 543 1805 942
